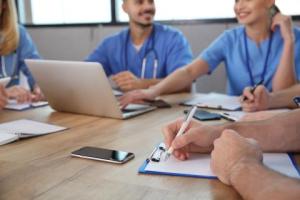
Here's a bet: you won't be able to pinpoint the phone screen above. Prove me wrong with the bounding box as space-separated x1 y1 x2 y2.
71 146 134 164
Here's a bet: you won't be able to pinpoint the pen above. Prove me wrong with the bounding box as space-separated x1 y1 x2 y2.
164 106 198 161
242 80 263 101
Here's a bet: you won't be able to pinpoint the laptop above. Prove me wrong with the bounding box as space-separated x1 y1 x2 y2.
25 59 156 119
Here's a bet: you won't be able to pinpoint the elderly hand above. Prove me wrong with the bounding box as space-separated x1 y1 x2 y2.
211 129 263 185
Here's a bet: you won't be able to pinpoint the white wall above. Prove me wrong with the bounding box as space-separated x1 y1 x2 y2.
27 21 300 93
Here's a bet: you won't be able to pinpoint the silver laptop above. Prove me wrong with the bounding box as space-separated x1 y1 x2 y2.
25 59 156 119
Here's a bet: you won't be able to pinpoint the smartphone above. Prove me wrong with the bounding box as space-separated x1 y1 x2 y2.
293 97 300 107
71 146 135 164
184 109 222 121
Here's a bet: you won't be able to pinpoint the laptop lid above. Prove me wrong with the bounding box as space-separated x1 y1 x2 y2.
26 59 152 119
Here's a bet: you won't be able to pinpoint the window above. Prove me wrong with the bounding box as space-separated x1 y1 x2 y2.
18 0 111 25
116 0 235 22
18 0 300 26
116 0 300 22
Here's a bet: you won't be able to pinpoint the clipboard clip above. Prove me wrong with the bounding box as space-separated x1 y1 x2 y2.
146 145 166 163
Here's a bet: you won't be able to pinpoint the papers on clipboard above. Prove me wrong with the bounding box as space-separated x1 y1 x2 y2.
139 143 300 179
182 93 241 111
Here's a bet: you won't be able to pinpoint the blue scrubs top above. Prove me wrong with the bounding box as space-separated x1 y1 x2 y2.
0 25 40 90
200 26 300 96
86 23 193 79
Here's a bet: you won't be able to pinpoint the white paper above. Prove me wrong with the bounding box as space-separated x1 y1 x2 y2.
0 119 67 138
145 143 300 179
5 100 48 111
0 131 19 145
183 93 241 111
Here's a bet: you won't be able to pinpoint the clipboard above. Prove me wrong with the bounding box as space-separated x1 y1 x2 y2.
139 143 300 179
182 93 241 111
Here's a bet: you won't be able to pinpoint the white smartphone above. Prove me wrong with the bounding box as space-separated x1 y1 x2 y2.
71 146 135 164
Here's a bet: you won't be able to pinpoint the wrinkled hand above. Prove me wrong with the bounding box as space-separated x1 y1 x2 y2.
111 71 142 92
0 85 7 109
119 88 156 108
163 118 221 160
240 85 270 112
6 86 32 103
272 13 294 42
211 130 263 185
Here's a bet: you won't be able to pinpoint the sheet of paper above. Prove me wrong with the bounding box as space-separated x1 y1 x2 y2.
144 143 300 179
0 131 19 145
216 109 291 122
183 93 241 111
0 119 67 138
5 100 48 111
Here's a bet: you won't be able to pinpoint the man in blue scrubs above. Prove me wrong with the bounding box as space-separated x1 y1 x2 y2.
86 0 193 92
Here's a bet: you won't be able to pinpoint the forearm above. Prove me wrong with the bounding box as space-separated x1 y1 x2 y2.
230 161 300 200
139 79 191 92
269 84 300 109
272 40 296 91
222 109 300 152
151 59 209 96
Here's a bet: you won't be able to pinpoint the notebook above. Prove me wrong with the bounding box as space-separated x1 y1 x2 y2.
4 100 48 111
0 119 67 145
139 143 300 179
182 93 241 111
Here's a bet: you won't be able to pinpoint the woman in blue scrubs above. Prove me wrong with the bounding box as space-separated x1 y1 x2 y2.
86 0 193 92
120 0 299 106
0 0 43 103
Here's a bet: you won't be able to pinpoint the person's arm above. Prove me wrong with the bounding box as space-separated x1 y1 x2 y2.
241 84 300 112
120 31 228 106
211 130 300 200
223 109 300 152
230 159 300 200
162 109 300 160
271 14 297 91
150 58 209 96
17 26 40 90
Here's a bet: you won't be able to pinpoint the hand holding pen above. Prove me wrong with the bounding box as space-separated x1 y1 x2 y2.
241 82 271 112
163 106 198 161
242 80 264 102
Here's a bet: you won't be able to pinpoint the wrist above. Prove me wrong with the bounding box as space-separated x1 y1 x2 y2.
229 158 261 186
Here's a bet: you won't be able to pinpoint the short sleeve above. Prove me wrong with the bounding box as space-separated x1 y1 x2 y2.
165 31 193 74
17 26 41 89
85 39 112 76
199 32 228 73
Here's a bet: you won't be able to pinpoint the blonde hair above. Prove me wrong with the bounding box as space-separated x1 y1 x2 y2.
0 0 19 55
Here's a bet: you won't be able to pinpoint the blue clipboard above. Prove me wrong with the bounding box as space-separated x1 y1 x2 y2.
138 144 300 179
138 159 216 179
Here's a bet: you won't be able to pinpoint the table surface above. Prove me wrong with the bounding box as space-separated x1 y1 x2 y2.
0 93 299 200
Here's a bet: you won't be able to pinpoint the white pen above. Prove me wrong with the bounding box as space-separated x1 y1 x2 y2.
164 106 198 161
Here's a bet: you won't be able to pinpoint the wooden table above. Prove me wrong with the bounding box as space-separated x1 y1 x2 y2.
0 94 299 200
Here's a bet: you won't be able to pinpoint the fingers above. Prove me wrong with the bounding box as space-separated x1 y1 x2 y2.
241 87 254 102
162 118 184 149
6 86 32 103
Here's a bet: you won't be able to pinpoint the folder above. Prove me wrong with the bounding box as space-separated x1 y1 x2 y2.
139 143 300 179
